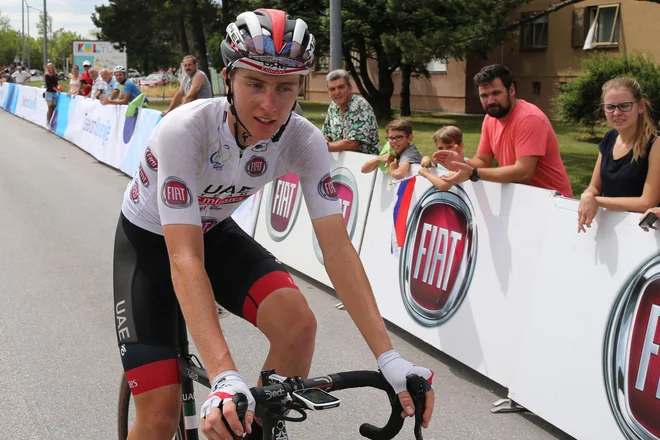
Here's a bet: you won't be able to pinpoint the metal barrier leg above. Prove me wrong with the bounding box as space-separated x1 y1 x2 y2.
491 398 527 414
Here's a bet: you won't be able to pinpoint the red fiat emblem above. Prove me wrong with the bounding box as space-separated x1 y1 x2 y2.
266 173 302 242
399 186 477 326
605 256 660 439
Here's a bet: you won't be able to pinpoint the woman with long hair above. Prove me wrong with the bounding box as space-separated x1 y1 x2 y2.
68 64 81 96
578 77 660 232
44 63 58 128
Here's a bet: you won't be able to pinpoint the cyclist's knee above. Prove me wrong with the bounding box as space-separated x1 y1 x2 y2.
258 288 317 343
132 385 181 438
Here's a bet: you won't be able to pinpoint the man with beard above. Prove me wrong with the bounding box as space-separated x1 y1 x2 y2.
436 64 572 197
161 55 213 116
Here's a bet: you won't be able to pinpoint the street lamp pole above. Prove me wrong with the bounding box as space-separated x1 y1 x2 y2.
27 4 43 71
22 0 25 64
42 0 47 71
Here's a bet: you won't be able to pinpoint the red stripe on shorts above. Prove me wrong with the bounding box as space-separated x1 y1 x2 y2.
243 271 298 326
126 358 181 395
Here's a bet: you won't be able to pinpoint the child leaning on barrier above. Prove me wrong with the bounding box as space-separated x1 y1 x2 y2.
419 126 465 191
361 118 422 179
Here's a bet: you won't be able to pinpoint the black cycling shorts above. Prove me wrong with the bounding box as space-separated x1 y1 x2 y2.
113 213 298 395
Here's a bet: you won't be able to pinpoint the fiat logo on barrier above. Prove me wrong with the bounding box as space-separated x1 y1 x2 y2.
265 173 303 242
399 186 477 327
604 256 660 440
313 167 359 265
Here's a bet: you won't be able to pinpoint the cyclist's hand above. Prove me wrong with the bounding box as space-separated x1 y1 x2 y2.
378 350 435 429
200 370 255 440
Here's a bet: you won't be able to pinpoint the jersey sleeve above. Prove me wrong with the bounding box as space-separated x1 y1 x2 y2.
285 123 342 220
154 118 205 228
514 115 549 158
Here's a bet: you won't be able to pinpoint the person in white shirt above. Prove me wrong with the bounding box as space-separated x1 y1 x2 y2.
11 66 31 84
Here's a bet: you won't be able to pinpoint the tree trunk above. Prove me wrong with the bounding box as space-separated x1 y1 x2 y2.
178 5 190 55
186 0 210 75
372 44 394 121
400 63 412 117
222 0 231 31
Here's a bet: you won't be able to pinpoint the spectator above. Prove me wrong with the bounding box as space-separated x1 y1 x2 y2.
322 69 380 155
2 68 14 83
419 126 466 191
161 55 212 116
44 63 58 128
361 118 421 178
437 64 573 197
89 69 104 99
100 65 144 106
577 77 660 233
80 60 93 97
95 68 120 100
12 66 31 84
68 65 82 96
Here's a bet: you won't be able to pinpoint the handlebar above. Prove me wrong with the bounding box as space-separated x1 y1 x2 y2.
245 370 428 440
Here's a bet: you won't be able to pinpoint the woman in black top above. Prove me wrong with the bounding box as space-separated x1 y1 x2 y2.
577 77 660 233
44 63 58 128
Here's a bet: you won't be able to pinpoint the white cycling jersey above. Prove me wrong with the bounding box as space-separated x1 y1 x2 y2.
121 98 341 235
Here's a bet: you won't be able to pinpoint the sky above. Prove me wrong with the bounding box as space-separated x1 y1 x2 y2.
0 0 107 40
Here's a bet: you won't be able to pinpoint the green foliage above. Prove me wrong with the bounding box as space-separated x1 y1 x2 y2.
554 52 660 134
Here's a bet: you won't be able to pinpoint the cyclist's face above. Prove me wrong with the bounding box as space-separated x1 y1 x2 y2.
229 68 302 142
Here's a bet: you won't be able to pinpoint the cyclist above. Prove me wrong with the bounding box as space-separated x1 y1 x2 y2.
113 9 434 440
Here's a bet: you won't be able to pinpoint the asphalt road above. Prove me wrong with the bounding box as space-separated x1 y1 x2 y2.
0 110 575 440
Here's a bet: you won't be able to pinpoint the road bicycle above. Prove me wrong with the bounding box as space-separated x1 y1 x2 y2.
118 308 429 440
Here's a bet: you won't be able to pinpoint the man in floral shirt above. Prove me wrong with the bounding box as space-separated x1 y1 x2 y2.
322 69 381 155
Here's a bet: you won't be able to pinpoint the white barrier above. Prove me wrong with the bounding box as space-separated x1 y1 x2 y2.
3 81 660 440
253 151 376 287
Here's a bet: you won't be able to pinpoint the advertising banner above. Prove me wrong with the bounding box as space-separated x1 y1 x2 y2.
73 40 127 71
62 97 120 161
13 85 48 127
120 108 162 176
254 151 376 287
359 166 557 387
506 197 660 440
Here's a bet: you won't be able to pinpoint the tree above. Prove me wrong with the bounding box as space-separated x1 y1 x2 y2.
36 12 53 39
52 29 83 70
0 10 21 66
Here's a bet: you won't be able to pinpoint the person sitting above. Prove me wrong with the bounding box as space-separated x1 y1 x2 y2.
577 77 660 233
419 126 465 191
361 118 421 179
322 69 380 155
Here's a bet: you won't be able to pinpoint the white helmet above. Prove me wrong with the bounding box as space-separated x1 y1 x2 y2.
82 60 92 67
113 65 127 73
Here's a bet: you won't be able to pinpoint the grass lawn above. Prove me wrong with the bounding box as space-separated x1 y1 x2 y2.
15 86 605 195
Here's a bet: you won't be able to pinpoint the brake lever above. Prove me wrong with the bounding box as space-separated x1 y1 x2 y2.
227 393 248 440
407 375 430 440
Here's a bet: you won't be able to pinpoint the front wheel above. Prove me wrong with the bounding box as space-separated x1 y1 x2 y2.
117 372 185 440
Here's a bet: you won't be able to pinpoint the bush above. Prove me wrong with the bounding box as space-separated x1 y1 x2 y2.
554 52 660 135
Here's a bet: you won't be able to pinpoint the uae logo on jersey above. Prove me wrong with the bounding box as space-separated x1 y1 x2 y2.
138 163 149 188
161 177 192 209
130 180 139 203
317 173 338 201
145 147 158 171
245 156 267 177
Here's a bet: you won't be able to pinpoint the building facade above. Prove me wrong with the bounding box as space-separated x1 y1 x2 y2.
304 0 660 116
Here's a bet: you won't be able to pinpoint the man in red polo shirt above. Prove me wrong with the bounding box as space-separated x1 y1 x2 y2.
437 64 572 197
80 60 93 97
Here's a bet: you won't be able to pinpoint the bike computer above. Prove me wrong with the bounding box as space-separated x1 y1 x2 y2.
292 388 341 410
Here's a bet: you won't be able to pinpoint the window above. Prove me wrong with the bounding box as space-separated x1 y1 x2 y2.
427 58 447 73
520 12 548 51
575 4 620 49
532 81 541 95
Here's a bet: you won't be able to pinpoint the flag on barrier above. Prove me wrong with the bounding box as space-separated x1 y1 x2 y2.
392 177 416 248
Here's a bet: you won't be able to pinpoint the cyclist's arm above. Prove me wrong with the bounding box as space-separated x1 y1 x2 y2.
162 224 237 377
312 215 393 357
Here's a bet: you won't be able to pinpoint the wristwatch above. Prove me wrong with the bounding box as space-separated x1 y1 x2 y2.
469 167 480 182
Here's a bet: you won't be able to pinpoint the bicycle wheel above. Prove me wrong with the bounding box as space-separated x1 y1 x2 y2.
117 372 185 440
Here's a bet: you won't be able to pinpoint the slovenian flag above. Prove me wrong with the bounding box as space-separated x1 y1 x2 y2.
392 178 416 248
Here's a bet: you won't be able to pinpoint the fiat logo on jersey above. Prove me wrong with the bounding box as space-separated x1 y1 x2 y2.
312 167 359 265
245 156 267 177
161 177 192 209
130 180 139 203
604 256 660 440
399 186 477 327
145 147 158 171
265 173 303 242
317 173 338 201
